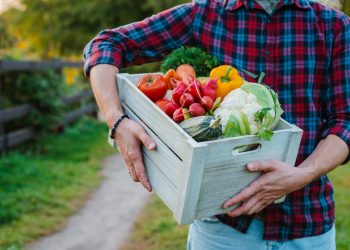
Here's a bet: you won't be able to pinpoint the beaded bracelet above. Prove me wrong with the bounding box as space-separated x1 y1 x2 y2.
109 114 129 139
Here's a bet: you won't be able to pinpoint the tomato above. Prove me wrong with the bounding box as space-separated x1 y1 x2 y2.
137 74 168 102
155 99 171 113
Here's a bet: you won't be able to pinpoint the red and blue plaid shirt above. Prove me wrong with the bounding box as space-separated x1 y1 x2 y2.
84 0 350 241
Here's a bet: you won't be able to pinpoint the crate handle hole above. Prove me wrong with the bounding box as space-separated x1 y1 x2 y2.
232 143 261 155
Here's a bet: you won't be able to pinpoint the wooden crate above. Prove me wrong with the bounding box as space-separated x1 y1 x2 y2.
111 73 303 225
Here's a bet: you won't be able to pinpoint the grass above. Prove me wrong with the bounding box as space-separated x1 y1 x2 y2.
0 117 115 250
122 164 350 250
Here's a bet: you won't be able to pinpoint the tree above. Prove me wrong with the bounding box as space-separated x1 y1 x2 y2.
2 0 188 58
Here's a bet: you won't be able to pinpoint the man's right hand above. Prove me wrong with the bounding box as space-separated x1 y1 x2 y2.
115 118 156 192
89 64 156 192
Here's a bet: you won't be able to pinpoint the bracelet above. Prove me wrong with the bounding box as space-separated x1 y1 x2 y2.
109 114 129 139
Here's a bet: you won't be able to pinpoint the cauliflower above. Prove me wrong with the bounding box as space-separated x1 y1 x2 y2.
214 81 283 140
214 89 262 134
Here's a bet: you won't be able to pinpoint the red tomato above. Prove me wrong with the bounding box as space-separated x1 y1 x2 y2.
137 74 168 102
155 99 171 113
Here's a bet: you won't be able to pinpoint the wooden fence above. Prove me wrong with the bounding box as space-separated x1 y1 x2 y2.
0 60 97 152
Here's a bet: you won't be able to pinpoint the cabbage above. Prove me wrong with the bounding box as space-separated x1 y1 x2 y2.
214 81 283 141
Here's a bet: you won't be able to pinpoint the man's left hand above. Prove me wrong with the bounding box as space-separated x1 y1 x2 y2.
223 160 312 217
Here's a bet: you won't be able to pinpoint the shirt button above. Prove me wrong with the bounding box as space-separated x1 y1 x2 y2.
267 19 271 23
265 50 270 56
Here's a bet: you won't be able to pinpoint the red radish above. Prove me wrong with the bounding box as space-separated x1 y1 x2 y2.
202 79 218 100
165 102 180 117
205 79 218 89
172 81 187 104
200 96 214 111
180 93 195 108
173 108 190 123
187 79 202 102
189 103 205 117
173 108 184 123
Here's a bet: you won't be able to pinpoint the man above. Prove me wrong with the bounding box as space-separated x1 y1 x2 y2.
84 0 349 249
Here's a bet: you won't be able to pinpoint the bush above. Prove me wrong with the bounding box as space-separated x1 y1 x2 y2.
1 70 64 131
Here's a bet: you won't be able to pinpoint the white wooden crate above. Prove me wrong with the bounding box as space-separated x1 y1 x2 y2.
111 73 303 225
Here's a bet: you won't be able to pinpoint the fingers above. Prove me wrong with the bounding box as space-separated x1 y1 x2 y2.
116 120 154 192
227 193 262 217
119 145 139 182
127 146 152 192
247 160 279 172
137 127 156 150
223 180 261 209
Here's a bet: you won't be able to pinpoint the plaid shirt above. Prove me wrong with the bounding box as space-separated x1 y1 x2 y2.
84 0 350 241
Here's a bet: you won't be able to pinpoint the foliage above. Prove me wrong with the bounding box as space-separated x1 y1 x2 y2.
0 117 115 250
1 71 64 130
160 47 219 76
2 0 188 58
0 17 15 50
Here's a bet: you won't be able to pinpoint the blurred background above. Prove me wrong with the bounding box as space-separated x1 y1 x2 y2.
0 1 349 250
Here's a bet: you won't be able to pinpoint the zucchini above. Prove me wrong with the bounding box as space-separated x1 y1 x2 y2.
180 116 222 142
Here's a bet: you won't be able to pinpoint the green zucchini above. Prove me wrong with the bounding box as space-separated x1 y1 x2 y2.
180 116 222 142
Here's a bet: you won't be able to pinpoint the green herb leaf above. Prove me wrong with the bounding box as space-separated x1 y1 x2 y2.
160 47 219 76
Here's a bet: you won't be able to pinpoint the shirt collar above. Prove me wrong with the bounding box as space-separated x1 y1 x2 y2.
225 0 311 12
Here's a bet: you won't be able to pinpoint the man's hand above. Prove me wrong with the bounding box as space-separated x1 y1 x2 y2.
89 64 157 192
115 118 156 192
223 160 311 217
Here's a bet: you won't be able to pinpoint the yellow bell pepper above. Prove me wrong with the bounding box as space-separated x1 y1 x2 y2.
210 65 243 99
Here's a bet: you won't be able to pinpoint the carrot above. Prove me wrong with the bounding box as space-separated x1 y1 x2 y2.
164 69 178 90
176 64 196 85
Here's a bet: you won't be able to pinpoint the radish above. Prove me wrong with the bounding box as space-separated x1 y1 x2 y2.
173 108 184 123
202 79 218 100
187 79 202 102
165 102 180 117
200 96 214 111
173 108 190 123
189 103 205 117
172 81 187 105
180 93 195 108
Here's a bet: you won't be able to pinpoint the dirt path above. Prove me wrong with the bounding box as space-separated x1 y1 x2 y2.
28 153 151 250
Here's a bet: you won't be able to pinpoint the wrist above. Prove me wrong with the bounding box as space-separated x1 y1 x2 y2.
109 114 129 140
296 162 319 185
106 112 124 129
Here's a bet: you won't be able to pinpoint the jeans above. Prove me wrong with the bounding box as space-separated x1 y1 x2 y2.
187 218 336 250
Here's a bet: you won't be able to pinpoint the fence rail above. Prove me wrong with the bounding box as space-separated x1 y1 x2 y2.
0 60 83 71
0 60 97 152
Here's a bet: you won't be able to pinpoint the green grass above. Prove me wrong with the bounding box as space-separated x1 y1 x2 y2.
122 196 189 250
122 164 350 250
0 117 115 250
329 165 350 250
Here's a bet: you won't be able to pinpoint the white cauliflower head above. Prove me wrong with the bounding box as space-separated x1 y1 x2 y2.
214 81 283 140
214 89 262 134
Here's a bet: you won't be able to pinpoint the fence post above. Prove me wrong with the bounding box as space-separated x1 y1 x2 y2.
0 75 6 152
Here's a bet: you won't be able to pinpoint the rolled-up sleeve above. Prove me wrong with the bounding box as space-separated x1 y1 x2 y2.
83 2 198 77
321 15 350 164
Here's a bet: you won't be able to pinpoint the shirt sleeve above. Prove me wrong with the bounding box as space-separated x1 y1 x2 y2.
83 2 198 77
321 14 350 164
